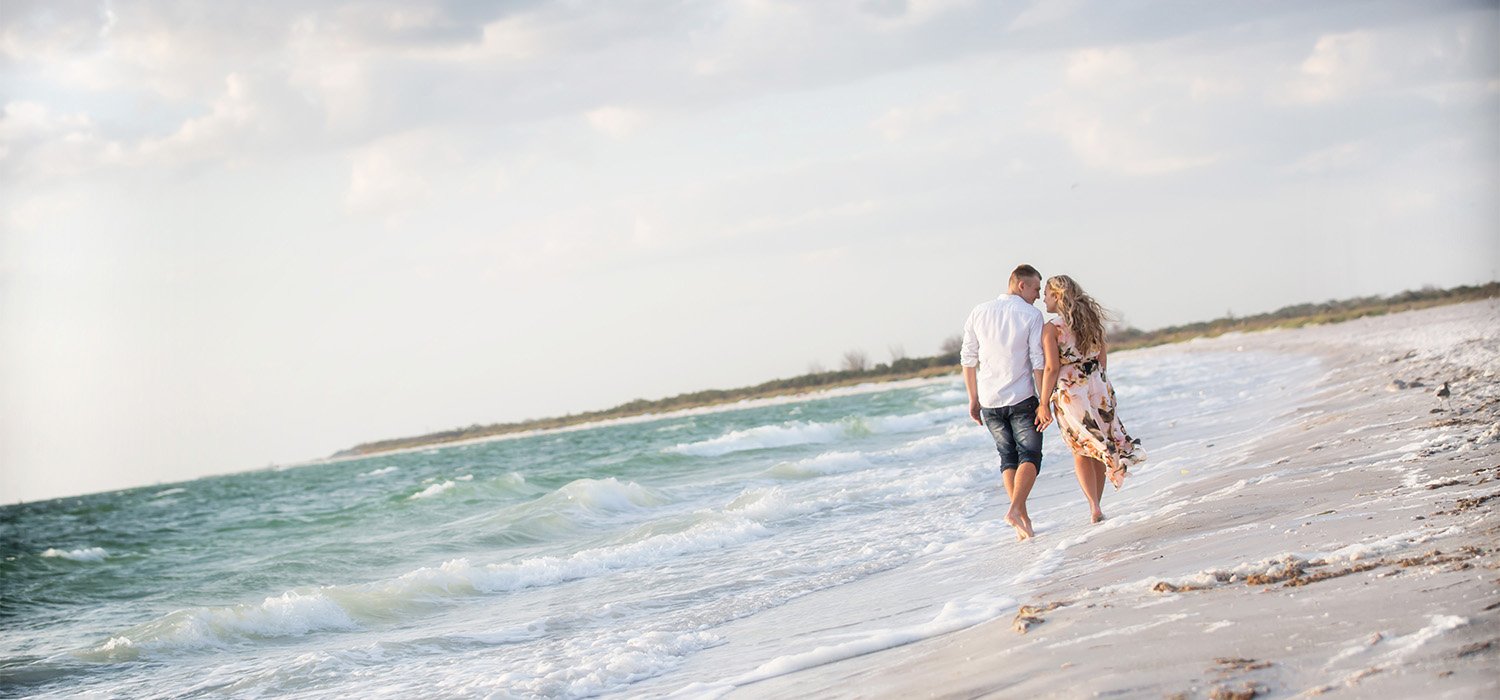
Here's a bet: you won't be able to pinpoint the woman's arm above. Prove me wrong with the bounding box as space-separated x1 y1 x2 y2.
1098 341 1108 373
1037 324 1061 429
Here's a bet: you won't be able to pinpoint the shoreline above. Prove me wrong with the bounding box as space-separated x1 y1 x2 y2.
293 374 959 468
726 299 1500 698
328 286 1500 462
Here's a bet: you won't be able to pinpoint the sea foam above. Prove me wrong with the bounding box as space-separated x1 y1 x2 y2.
668 408 956 457
766 451 874 479
41 547 108 562
82 590 360 661
83 515 772 660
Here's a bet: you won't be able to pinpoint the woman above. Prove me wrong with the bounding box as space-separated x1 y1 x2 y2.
1037 275 1146 523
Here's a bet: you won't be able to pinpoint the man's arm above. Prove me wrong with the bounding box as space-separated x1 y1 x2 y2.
960 308 982 425
964 365 982 425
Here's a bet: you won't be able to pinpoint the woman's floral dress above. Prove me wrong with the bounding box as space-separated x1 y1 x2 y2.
1049 318 1145 488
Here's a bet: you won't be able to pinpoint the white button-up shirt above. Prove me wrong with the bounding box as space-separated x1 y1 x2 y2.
960 294 1045 409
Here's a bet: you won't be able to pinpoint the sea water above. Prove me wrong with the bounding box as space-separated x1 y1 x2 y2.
0 344 1320 697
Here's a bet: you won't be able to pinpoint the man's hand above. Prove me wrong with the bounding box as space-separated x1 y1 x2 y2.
969 400 983 426
1034 402 1053 431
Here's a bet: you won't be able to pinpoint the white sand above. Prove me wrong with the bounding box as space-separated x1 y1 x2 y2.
732 300 1500 699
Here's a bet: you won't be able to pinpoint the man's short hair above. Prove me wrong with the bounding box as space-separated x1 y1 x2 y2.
1010 264 1041 282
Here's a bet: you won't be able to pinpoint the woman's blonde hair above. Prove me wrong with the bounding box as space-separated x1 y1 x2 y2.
1047 275 1109 356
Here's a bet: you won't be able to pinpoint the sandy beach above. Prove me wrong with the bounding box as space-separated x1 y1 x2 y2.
734 300 1499 699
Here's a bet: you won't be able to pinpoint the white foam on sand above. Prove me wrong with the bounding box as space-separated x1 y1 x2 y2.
672 594 1016 697
1046 613 1191 649
1327 615 1471 669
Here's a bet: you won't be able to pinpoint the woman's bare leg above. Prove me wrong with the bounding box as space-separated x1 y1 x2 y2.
1092 459 1106 506
1073 455 1106 523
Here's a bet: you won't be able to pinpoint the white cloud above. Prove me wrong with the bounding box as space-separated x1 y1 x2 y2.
1286 31 1379 103
1387 189 1436 214
344 129 457 220
1287 141 1369 175
1281 17 1499 105
1006 0 1081 32
858 0 976 29
586 106 647 138
1032 46 1225 176
1065 47 1138 86
127 69 321 170
871 94 962 141
0 101 125 179
631 215 660 248
0 1 111 62
1041 110 1220 175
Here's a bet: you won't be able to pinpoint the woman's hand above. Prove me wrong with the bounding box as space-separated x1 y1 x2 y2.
1035 401 1053 431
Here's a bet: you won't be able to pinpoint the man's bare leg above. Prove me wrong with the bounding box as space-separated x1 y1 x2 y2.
1005 463 1038 540
1000 469 1026 541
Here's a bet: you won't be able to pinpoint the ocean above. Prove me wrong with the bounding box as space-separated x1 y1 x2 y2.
0 343 1320 698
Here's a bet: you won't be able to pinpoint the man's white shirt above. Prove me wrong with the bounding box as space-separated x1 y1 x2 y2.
960 294 1045 409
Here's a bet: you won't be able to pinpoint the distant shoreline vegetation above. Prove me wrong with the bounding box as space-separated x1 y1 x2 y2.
331 282 1499 459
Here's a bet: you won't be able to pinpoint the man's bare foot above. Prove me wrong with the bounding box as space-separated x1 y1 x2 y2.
1091 509 1105 524
1005 511 1032 541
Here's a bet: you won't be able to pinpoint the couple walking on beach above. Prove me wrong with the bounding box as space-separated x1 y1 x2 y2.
961 265 1146 541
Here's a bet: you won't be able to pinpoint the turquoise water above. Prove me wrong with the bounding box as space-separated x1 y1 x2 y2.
0 347 1319 697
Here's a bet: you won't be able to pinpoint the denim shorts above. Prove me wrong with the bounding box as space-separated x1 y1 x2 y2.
981 396 1044 471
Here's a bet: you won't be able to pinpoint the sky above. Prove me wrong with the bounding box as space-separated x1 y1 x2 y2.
2 0 1497 504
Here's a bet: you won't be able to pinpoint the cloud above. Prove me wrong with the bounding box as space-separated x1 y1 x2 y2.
1287 141 1370 174
585 105 647 138
871 94 962 141
3 1 1494 188
344 129 459 220
1030 45 1227 176
0 0 113 62
1006 0 1081 32
138 72 320 165
1065 47 1138 85
1286 31 1380 103
1281 16 1499 104
0 101 124 180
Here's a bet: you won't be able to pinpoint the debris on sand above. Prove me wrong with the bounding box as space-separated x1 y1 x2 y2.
1455 640 1493 658
1213 657 1272 674
1208 681 1267 699
1012 601 1067 634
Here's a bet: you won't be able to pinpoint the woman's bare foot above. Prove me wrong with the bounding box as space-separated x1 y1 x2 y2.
1090 509 1106 524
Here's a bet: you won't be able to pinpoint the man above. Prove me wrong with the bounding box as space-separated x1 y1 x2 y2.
960 264 1051 541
